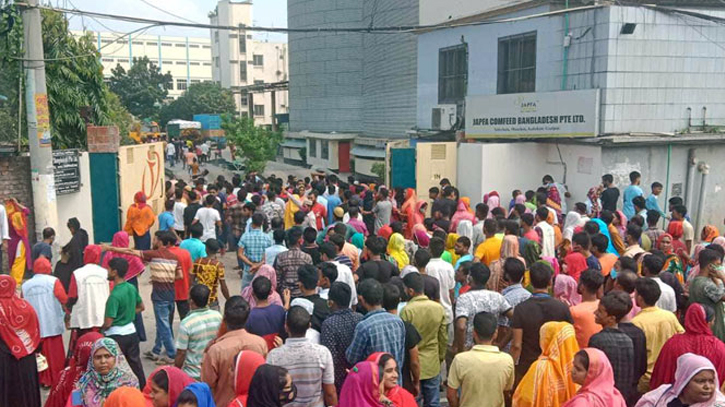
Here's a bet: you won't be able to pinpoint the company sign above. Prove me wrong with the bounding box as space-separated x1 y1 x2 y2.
465 89 599 139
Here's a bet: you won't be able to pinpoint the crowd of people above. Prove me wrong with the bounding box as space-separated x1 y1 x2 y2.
2 168 725 407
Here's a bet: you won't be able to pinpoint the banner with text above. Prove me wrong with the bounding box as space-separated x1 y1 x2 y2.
465 89 599 139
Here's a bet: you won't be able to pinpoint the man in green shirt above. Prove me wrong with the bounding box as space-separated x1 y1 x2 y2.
103 257 146 387
401 272 447 407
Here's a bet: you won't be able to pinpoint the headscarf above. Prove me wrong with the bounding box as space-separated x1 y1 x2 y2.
378 225 393 241
230 351 266 407
102 231 147 281
445 233 460 265
338 361 382 407
414 229 430 248
461 197 474 214
713 236 725 251
182 383 216 407
33 257 52 275
367 353 418 407
650 304 725 389
591 218 618 255
702 225 720 243
486 191 501 218
387 233 409 269
352 233 365 250
563 252 588 284
105 387 146 407
451 200 475 232
84 244 103 265
142 367 194 407
554 274 582 306
5 199 28 239
513 321 579 407
656 233 675 254
0 275 40 360
46 332 104 407
562 348 626 407
615 210 627 237
668 220 684 240
401 189 419 239
241 265 283 308
134 191 147 209
522 240 542 269
247 364 288 407
456 219 473 243
587 187 601 218
489 236 525 292
563 211 583 242
636 353 725 407
76 338 139 407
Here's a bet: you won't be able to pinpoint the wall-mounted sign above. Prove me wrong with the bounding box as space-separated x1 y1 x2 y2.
53 149 81 194
465 89 599 139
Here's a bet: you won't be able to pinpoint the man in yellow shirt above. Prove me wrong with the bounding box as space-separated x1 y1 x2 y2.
447 311 514 407
632 277 684 393
474 219 501 266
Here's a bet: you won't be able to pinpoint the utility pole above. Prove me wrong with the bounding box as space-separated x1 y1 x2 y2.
22 0 58 238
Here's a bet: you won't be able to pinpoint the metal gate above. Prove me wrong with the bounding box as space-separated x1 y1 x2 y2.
390 148 416 190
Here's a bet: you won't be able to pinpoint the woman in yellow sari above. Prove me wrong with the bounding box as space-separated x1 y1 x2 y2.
6 198 31 285
284 184 305 229
445 233 460 266
387 233 409 269
513 321 580 407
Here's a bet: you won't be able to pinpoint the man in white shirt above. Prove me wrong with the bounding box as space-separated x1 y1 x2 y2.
165 141 176 167
192 195 222 242
534 207 556 258
319 242 358 306
0 203 9 273
425 237 456 326
172 189 187 238
642 253 677 313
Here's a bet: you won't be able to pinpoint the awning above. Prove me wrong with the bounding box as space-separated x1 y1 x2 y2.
351 146 385 159
281 139 306 148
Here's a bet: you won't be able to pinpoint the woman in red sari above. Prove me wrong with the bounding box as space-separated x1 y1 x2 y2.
367 352 417 407
400 189 420 239
649 303 725 389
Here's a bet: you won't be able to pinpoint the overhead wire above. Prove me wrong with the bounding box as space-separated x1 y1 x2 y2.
136 0 200 25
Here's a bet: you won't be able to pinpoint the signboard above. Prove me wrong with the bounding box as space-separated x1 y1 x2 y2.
465 89 599 139
35 94 52 147
52 149 81 194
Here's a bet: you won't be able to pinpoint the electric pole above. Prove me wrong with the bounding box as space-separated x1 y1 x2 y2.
22 0 58 238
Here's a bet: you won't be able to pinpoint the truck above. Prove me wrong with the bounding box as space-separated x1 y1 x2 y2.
129 119 164 143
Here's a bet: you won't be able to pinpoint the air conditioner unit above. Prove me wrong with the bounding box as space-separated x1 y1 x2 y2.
431 105 457 131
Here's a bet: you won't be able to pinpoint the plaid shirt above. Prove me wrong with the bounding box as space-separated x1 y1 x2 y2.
321 308 364 393
345 309 406 381
238 228 272 271
274 247 312 298
226 203 246 236
588 327 635 401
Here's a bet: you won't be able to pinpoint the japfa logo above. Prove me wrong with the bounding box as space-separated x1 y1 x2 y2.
515 96 539 113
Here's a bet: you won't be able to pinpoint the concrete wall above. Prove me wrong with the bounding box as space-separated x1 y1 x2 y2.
361 0 418 139
56 152 94 250
306 139 340 170
457 142 602 208
417 5 725 135
419 0 529 25
288 0 364 133
416 142 458 201
355 156 382 178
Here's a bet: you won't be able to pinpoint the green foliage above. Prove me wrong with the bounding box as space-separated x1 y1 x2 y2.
105 91 134 145
0 2 24 145
222 115 282 174
158 82 236 127
371 162 386 180
109 56 171 120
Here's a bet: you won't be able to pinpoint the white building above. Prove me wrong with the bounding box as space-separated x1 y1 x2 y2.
209 0 289 127
72 31 213 99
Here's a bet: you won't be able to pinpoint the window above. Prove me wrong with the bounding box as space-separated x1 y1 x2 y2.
438 44 468 104
118 40 128 45
239 37 246 53
102 58 114 62
240 64 248 81
191 79 201 84
150 59 158 64
229 34 238 39
241 95 248 106
175 43 186 48
162 42 172 47
118 58 129 63
203 62 212 66
321 140 329 160
164 81 173 90
309 139 317 158
147 41 157 46
132 41 143 45
253 104 265 117
241 111 249 118
254 80 264 85
202 45 211 49
247 35 253 39
177 79 187 90
497 31 537 94
190 62 200 66
189 44 200 48
101 39 113 44
214 31 219 42
253 54 264 66
175 61 186 65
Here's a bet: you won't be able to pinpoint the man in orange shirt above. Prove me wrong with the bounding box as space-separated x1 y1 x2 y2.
591 234 618 278
474 219 501 266
569 269 604 348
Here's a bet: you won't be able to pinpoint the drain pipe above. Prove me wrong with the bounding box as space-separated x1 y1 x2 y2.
694 162 710 238
702 106 707 128
686 107 692 132
684 149 696 211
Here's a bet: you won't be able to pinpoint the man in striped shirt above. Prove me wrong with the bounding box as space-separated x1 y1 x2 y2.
174 284 222 380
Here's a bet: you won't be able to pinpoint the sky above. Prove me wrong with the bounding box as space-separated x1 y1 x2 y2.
63 0 288 42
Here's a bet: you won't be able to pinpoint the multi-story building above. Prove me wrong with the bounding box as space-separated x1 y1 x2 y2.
209 0 289 127
72 30 213 99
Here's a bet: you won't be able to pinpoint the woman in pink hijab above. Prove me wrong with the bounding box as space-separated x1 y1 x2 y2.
484 191 501 218
102 231 146 281
564 348 626 407
554 274 582 307
241 265 283 308
636 353 725 407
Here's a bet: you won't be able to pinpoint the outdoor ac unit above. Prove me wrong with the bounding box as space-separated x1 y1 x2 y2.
431 105 457 131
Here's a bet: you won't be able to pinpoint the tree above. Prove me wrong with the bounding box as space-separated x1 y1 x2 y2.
222 115 282 174
158 82 236 127
0 6 114 149
105 91 135 145
109 56 171 120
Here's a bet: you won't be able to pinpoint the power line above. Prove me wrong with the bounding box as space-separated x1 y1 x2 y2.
136 0 200 25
